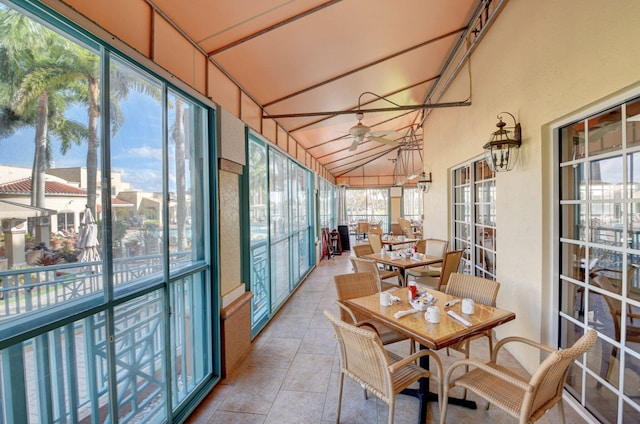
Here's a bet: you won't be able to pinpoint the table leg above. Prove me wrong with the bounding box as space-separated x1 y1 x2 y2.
401 345 477 424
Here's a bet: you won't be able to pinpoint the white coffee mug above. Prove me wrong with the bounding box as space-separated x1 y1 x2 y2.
425 306 440 323
380 292 393 306
462 298 475 315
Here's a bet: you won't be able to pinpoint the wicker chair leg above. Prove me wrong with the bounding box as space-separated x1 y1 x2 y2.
336 373 344 424
557 400 566 424
387 400 395 424
439 386 449 424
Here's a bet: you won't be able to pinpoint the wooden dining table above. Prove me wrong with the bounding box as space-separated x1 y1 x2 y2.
381 236 418 250
344 287 516 424
363 252 442 280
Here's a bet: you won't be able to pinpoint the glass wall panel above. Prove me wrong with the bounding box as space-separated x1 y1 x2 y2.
109 57 164 287
558 96 640 421
167 90 206 267
0 313 110 423
170 271 210 407
588 107 622 156
0 3 213 422
402 187 423 221
345 188 390 230
270 150 288 240
248 138 270 330
113 291 166 423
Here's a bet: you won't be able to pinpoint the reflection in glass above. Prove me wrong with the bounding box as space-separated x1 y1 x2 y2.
560 122 585 163
626 98 640 147
560 204 585 241
560 163 586 201
590 156 623 201
588 107 622 156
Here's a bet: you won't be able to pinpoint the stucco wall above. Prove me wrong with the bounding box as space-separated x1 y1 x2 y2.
423 0 640 372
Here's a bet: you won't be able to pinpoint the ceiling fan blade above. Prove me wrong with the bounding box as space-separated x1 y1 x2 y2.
369 136 398 146
349 139 360 151
369 129 400 138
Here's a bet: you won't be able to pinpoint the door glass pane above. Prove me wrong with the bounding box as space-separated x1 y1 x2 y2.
626 98 640 147
269 150 288 239
167 91 206 267
114 290 166 422
588 107 622 155
560 122 585 162
110 57 164 286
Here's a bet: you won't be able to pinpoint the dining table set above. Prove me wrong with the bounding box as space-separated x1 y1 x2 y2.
344 286 516 424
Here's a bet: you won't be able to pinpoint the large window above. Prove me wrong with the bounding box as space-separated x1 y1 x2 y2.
558 97 640 423
402 187 423 221
345 188 390 230
0 2 213 422
245 136 314 336
452 159 496 278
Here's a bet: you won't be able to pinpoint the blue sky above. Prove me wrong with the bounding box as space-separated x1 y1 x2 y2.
1 92 167 193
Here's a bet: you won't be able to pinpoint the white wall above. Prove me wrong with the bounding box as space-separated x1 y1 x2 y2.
423 0 640 372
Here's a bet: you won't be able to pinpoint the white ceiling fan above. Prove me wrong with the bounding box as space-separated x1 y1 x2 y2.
348 111 399 151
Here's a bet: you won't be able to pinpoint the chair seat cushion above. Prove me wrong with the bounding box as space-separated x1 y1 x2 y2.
454 362 528 418
406 268 440 277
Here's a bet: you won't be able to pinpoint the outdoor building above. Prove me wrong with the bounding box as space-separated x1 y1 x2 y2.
1 1 639 423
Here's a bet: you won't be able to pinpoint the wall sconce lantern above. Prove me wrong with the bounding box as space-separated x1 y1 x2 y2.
416 171 432 193
483 112 522 172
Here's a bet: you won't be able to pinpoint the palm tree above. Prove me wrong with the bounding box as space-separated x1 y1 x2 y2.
0 8 87 209
171 95 188 251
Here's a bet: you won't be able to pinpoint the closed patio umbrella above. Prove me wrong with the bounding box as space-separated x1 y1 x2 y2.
77 206 101 267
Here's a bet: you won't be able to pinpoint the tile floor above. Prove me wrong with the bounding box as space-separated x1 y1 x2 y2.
186 248 588 424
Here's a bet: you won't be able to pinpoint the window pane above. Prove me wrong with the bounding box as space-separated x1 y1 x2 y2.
167 91 205 268
626 98 640 147
560 163 587 201
269 150 288 239
170 271 210 406
560 204 586 241
560 122 585 163
590 156 623 201
588 107 622 156
110 57 164 287
114 291 166 422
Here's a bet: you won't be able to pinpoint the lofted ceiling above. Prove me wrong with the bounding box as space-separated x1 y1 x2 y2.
149 0 496 183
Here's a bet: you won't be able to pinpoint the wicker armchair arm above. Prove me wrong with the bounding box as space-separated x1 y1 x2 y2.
444 358 532 392
388 348 442 379
335 301 358 324
492 336 555 362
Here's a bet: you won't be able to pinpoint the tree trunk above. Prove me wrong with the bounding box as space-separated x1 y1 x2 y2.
86 76 100 216
173 99 187 251
31 92 48 209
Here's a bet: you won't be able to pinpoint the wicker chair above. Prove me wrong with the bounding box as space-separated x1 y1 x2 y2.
333 272 413 352
398 217 414 238
410 250 463 291
404 238 448 281
324 310 442 424
350 256 405 290
368 232 384 252
356 221 369 240
440 329 597 424
352 243 374 258
444 273 501 362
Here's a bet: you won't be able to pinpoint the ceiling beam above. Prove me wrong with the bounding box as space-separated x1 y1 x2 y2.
206 0 343 56
264 101 470 119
